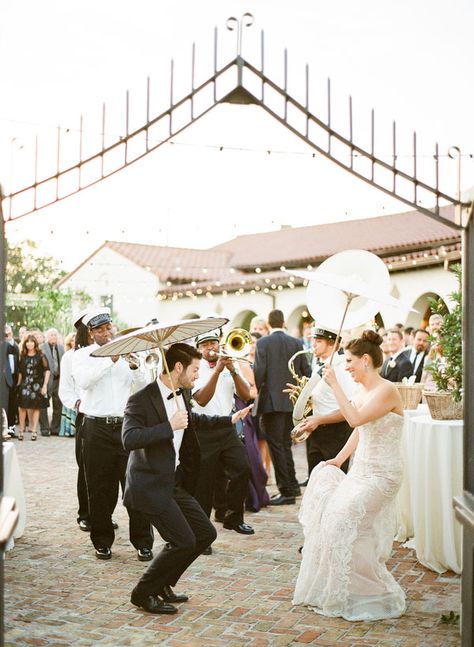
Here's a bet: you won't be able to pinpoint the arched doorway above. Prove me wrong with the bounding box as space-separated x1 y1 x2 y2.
230 310 257 330
407 293 448 329
287 305 313 338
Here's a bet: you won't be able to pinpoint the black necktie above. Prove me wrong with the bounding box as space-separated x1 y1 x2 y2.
167 389 183 400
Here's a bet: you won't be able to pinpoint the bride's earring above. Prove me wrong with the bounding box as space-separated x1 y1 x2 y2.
364 363 369 372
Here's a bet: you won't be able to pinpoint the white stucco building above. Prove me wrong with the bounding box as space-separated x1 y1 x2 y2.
58 206 461 333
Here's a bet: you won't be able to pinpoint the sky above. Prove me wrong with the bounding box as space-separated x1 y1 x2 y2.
1 0 473 271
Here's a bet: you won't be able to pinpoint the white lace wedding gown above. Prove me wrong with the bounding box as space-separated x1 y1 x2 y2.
293 412 406 621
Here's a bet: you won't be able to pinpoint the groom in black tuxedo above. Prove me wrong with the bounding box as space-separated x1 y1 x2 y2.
122 342 251 615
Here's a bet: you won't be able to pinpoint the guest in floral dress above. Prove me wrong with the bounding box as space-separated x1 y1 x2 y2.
17 334 50 441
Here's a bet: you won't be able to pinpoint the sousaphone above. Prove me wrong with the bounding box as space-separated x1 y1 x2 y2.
286 249 397 442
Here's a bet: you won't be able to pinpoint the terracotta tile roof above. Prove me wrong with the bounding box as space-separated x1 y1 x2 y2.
104 241 232 282
211 206 459 269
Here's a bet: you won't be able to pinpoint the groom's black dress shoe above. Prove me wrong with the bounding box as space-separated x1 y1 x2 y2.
269 494 296 506
299 477 309 487
223 521 255 535
159 585 189 603
131 590 177 614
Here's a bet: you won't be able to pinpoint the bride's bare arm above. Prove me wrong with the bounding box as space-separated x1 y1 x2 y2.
323 367 402 427
326 429 359 467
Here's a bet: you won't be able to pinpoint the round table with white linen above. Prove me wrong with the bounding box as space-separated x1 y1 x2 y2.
3 441 26 551
395 411 462 574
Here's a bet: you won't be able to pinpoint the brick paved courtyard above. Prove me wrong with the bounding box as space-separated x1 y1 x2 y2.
5 435 461 646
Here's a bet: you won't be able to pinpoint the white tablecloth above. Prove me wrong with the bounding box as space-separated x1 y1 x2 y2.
395 411 463 574
3 442 26 551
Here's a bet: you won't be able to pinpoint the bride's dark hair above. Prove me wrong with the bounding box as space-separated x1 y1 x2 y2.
345 330 383 368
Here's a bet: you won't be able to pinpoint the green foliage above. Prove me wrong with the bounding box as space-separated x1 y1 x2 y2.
440 610 460 624
426 265 462 402
5 239 92 335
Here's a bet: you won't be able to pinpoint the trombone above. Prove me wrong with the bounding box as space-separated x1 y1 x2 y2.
208 328 252 363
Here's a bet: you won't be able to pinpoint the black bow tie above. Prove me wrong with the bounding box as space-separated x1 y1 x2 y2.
167 389 183 400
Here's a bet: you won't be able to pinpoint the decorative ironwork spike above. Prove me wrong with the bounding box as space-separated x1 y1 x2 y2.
226 13 254 56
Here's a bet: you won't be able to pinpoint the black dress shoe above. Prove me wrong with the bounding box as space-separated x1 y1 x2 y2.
269 494 296 506
137 548 153 561
78 519 91 532
223 521 255 535
160 585 189 603
131 590 177 615
95 547 112 560
112 520 119 530
41 430 51 437
201 546 212 555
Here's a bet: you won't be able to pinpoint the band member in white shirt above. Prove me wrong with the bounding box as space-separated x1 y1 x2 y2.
72 307 153 561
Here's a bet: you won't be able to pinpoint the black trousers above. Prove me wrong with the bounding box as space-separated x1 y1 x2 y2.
133 485 216 597
194 427 251 526
39 378 62 434
260 411 299 496
75 413 89 522
82 417 153 550
306 421 353 474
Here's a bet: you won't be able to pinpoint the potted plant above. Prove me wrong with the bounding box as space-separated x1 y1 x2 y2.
424 264 463 420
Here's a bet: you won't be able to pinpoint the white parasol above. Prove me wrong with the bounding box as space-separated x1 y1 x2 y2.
91 317 228 407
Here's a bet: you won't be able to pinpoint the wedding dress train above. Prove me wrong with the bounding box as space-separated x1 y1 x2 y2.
293 412 406 621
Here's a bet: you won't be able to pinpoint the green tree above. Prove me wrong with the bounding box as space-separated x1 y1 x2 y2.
426 265 462 402
5 239 91 334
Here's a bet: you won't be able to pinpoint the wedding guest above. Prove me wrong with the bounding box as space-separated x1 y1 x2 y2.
254 309 311 505
403 328 429 383
293 330 405 621
59 332 77 437
380 329 413 382
40 328 65 436
17 333 50 441
3 324 20 432
403 326 415 350
249 316 270 337
236 335 270 512
249 332 271 477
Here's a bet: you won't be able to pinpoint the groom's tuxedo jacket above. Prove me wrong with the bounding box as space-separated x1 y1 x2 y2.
122 381 231 515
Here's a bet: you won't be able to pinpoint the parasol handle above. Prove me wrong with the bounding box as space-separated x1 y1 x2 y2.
160 345 181 410
328 292 355 366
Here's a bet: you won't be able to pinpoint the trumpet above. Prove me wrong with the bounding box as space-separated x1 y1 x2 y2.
208 328 252 363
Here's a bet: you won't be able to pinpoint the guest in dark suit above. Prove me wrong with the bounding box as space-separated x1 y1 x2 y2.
402 328 429 383
254 310 311 505
380 328 413 382
3 324 20 431
40 328 65 435
122 342 251 615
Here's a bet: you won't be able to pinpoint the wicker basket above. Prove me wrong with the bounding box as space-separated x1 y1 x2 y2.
423 391 463 420
395 383 423 410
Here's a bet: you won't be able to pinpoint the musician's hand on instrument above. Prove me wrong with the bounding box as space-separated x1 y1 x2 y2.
222 358 235 373
283 382 298 395
322 365 337 386
215 357 228 373
170 410 188 431
231 405 253 424
300 416 319 433
111 355 120 363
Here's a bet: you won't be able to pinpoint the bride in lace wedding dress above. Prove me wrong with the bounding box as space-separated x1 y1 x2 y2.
293 330 406 621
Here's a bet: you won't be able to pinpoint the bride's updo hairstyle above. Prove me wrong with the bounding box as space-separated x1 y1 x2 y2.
345 330 384 369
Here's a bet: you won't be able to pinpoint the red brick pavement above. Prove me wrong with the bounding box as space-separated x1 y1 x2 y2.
4 436 461 646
